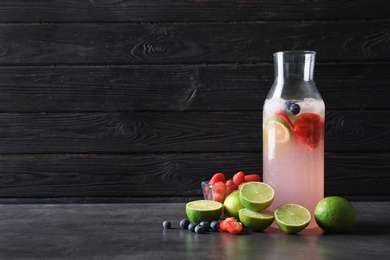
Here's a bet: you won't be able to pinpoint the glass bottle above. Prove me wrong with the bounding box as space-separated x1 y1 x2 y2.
263 51 325 228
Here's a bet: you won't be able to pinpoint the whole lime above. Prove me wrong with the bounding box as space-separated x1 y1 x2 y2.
223 191 245 220
314 196 355 233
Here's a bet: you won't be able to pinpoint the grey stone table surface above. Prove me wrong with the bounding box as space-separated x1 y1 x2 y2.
0 202 389 260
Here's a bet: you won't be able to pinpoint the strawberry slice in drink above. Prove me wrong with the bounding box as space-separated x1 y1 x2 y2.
293 113 323 149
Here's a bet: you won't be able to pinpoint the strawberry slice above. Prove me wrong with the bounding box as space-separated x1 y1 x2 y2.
293 113 323 149
225 218 243 235
219 217 235 232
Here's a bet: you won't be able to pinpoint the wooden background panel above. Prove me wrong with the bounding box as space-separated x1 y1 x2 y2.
0 111 388 154
0 0 389 22
0 153 387 201
0 1 388 202
325 153 390 200
0 21 389 65
0 112 261 154
0 63 389 112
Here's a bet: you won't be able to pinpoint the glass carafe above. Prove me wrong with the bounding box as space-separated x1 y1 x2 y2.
263 51 325 228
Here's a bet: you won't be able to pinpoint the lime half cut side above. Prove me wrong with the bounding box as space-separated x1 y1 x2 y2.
274 204 311 234
239 182 275 212
265 116 292 144
239 208 275 231
185 200 223 224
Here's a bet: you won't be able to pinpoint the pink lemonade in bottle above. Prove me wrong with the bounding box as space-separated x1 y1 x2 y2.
263 51 325 228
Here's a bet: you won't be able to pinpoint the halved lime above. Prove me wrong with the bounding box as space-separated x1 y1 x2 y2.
239 208 275 231
274 204 311 234
239 182 275 212
185 200 223 223
265 116 292 144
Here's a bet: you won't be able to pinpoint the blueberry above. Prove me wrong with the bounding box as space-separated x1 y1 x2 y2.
188 223 197 232
210 220 220 232
285 101 301 115
194 225 205 234
163 220 171 229
180 218 190 229
199 221 210 231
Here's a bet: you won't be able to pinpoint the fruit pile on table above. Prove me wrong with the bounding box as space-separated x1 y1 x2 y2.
163 172 355 235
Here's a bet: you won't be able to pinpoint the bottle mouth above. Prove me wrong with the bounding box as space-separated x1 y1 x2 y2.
273 50 316 82
273 50 316 57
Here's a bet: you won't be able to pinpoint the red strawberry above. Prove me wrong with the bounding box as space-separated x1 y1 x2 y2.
209 172 225 185
225 179 237 195
213 192 224 203
293 113 323 149
219 219 228 232
233 171 245 185
225 218 243 235
244 174 261 182
226 179 234 186
219 217 235 232
213 181 227 194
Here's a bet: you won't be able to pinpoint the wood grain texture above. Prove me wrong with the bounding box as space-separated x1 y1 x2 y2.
0 0 389 22
0 63 389 112
0 153 387 201
0 111 387 154
0 2 388 202
0 21 389 65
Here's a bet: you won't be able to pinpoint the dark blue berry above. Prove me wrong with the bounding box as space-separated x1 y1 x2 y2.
195 225 205 234
163 220 171 229
199 221 210 231
210 220 220 232
180 218 190 229
188 223 197 232
285 101 301 115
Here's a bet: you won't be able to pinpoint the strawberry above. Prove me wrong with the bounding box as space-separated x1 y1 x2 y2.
213 181 227 194
244 174 261 182
233 171 245 185
213 192 224 203
225 218 243 235
219 219 227 231
219 217 235 232
293 113 323 149
225 179 234 186
209 172 225 185
225 179 237 195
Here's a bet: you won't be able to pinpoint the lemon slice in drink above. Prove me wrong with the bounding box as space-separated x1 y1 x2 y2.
186 200 223 224
239 182 275 212
274 204 311 234
265 116 291 144
239 208 275 231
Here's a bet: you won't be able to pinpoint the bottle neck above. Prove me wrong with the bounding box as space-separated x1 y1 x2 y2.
268 51 321 100
274 51 315 83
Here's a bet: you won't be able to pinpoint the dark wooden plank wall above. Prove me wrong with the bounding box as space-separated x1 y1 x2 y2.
0 1 389 203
